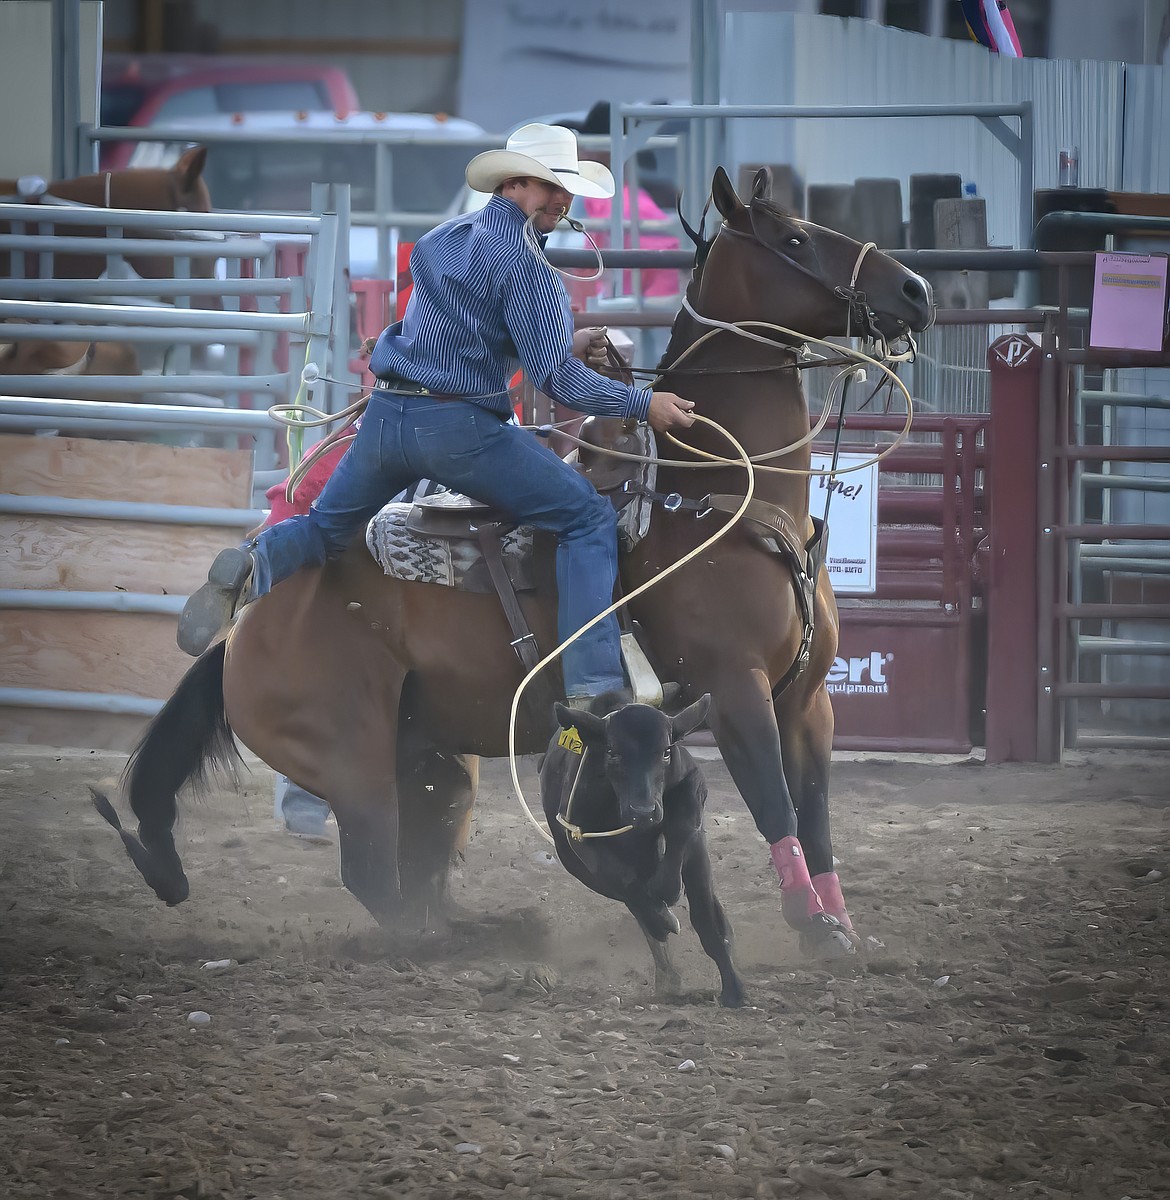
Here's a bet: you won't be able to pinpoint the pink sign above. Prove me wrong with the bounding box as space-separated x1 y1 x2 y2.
1089 252 1168 352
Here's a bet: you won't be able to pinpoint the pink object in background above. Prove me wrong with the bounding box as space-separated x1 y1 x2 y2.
1088 252 1169 352
582 188 681 299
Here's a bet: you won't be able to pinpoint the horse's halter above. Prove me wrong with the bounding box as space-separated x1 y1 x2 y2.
713 215 883 344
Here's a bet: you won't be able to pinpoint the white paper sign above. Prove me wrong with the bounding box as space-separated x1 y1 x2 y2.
809 452 879 595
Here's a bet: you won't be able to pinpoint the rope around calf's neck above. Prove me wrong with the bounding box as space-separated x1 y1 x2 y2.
508 412 756 847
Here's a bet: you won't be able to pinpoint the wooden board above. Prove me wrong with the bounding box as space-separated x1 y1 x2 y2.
0 610 191 699
1 434 260 750
0 517 252 594
0 434 253 506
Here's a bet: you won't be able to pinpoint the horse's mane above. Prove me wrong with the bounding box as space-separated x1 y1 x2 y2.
656 198 717 370
657 271 702 372
751 197 798 221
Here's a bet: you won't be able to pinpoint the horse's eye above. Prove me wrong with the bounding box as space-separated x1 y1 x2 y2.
662 748 672 761
788 236 803 247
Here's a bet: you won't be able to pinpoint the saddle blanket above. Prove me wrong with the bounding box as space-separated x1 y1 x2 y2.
366 501 535 591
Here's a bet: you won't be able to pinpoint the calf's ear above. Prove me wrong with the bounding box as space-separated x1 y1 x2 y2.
553 702 606 741
670 693 711 742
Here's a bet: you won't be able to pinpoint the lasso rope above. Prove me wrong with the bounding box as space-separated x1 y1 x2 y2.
507 412 755 847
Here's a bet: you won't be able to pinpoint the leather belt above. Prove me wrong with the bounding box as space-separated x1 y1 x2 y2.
374 377 463 401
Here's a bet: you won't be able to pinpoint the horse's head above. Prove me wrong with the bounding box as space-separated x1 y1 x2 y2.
141 145 212 214
554 695 711 831
695 166 933 345
43 146 211 214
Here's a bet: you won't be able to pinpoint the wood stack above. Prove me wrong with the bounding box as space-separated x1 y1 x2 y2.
0 434 254 750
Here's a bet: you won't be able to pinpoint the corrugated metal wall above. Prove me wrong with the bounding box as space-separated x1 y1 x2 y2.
1123 65 1170 192
723 13 1170 249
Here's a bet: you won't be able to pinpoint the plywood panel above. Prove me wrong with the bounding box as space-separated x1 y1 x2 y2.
0 517 251 594
0 611 191 698
0 434 253 506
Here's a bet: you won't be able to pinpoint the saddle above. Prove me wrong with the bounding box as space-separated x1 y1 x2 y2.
365 420 657 692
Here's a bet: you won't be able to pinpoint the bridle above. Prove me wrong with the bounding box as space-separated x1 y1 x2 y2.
715 219 884 345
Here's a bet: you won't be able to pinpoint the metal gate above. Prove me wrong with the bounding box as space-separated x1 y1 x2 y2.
985 303 1170 761
814 411 987 754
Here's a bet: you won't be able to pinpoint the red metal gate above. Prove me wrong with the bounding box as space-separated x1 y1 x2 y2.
816 413 988 754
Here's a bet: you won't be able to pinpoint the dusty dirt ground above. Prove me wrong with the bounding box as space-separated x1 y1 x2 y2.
1 743 1168 1200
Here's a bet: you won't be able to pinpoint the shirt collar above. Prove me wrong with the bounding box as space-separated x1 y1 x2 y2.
481 194 548 246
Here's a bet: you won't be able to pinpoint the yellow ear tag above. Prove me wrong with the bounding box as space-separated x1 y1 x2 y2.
557 725 584 754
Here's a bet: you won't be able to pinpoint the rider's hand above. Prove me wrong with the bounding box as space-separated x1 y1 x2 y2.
572 326 611 369
647 391 696 434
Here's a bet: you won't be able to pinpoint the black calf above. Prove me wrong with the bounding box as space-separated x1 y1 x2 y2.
539 693 746 1008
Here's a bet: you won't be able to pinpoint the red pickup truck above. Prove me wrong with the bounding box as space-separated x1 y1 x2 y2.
100 53 361 169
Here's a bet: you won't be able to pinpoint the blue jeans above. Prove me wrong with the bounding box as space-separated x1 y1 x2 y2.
250 390 625 697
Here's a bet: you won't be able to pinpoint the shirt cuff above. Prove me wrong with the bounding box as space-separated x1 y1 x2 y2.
623 386 653 422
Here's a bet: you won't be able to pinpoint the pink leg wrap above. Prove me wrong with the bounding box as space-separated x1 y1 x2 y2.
770 837 825 929
811 871 853 930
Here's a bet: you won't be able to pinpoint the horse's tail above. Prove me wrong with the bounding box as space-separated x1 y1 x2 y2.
90 640 239 906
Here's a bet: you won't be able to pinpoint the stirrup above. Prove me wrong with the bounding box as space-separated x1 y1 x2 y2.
620 631 663 707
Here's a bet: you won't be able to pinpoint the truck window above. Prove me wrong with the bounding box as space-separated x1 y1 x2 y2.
214 82 333 113
201 141 472 217
154 87 218 123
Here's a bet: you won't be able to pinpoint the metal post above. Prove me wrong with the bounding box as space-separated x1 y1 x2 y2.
50 0 81 180
1036 315 1062 761
1018 101 1035 260
609 102 624 296
985 330 1044 762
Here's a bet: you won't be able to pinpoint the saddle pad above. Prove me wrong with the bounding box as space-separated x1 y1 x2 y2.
366 502 535 591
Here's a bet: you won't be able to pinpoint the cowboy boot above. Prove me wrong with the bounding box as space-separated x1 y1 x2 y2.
176 546 255 657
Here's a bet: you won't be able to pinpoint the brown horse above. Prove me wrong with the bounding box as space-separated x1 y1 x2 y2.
0 146 211 280
95 167 934 960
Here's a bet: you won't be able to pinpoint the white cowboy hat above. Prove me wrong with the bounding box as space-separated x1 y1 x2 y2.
465 123 615 198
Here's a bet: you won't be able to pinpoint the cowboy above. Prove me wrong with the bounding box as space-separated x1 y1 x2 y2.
177 123 696 708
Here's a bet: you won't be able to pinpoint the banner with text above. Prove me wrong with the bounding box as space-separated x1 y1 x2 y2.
809 452 879 595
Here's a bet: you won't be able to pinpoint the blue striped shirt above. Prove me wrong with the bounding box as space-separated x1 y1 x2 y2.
368 195 652 421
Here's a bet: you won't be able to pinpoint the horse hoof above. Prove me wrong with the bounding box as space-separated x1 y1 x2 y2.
798 913 859 959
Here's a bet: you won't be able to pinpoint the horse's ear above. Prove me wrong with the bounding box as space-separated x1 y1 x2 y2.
710 166 744 221
752 167 772 202
173 145 208 188
670 693 711 742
